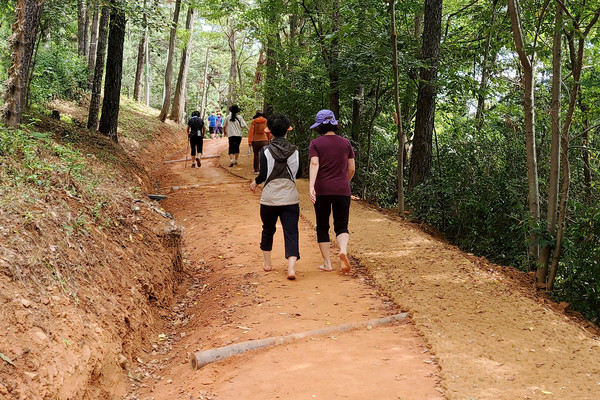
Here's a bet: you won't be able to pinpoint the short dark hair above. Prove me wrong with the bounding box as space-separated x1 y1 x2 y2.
267 114 291 137
191 110 200 117
314 123 339 135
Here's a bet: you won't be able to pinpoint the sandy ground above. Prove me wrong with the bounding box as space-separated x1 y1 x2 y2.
124 138 443 400
125 137 600 400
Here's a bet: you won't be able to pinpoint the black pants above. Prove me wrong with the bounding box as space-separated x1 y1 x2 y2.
260 204 300 259
228 136 242 154
252 140 268 172
314 195 351 243
189 136 203 156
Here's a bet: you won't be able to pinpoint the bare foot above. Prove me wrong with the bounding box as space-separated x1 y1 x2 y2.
287 270 296 280
340 253 351 274
318 264 333 272
263 264 272 272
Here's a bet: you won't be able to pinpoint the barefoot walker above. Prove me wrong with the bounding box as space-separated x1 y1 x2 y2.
250 114 302 280
308 109 356 273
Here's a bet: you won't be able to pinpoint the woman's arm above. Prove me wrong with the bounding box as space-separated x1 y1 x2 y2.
347 158 356 181
309 156 319 204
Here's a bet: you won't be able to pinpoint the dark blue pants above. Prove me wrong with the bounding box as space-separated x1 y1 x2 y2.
314 195 351 243
260 204 300 259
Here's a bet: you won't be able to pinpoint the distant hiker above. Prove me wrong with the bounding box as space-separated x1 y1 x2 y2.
248 110 270 174
216 112 224 138
223 104 248 167
207 111 217 139
308 109 355 273
250 114 302 280
187 110 206 168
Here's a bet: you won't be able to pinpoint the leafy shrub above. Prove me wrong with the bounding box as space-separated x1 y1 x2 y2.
28 45 88 104
407 128 530 267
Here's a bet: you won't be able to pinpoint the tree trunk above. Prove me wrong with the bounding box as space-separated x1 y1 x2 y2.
77 0 88 58
158 0 182 122
87 5 110 130
133 33 146 102
170 7 195 123
226 24 237 110
547 7 600 291
1 0 44 127
475 0 498 132
98 5 126 142
350 84 364 149
408 0 443 190
507 0 540 260
200 47 210 117
390 0 405 214
538 2 563 285
328 0 341 117
87 2 99 89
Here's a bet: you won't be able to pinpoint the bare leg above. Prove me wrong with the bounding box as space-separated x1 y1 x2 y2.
337 233 350 273
234 153 239 164
263 251 272 271
287 256 297 280
318 242 332 271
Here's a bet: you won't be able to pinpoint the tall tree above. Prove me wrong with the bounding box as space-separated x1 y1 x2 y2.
87 1 100 88
158 0 182 122
547 4 600 291
507 0 541 260
408 0 443 190
77 0 89 58
87 5 110 130
390 0 405 214
1 0 45 127
170 6 196 123
225 21 237 109
474 0 499 132
538 1 563 285
98 3 126 142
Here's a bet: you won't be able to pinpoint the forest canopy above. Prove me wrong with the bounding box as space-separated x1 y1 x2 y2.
1 0 600 322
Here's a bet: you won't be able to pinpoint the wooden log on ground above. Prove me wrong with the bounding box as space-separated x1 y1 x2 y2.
190 312 408 370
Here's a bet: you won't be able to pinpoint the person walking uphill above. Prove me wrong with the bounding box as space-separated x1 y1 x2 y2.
223 104 248 167
187 111 206 168
248 110 270 174
250 114 302 280
308 109 355 273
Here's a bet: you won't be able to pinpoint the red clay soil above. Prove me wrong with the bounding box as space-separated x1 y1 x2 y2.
124 137 600 400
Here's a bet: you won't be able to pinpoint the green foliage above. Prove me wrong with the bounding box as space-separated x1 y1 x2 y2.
0 126 91 193
407 124 530 266
28 45 88 103
553 202 600 323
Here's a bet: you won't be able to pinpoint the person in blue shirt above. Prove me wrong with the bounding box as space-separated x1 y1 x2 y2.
207 111 217 139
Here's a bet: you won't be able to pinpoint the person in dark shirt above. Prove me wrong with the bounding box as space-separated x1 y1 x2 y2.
308 109 355 273
187 111 206 168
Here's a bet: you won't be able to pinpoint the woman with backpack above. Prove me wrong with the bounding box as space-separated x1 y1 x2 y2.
187 110 205 168
250 114 302 280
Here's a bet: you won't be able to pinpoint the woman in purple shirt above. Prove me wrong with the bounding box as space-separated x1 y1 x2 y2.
308 109 355 273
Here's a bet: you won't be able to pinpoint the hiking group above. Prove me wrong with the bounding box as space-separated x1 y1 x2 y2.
187 106 355 281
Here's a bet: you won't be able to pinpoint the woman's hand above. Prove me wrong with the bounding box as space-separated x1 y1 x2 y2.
250 180 258 192
309 186 316 204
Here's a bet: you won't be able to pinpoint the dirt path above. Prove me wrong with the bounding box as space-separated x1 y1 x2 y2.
126 137 600 400
124 138 443 400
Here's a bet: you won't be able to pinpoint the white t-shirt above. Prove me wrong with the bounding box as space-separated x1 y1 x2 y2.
223 114 248 137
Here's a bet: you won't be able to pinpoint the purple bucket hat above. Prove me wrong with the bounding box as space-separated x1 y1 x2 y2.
310 109 338 130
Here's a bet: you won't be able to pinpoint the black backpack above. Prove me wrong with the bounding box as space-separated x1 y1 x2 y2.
188 117 204 136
